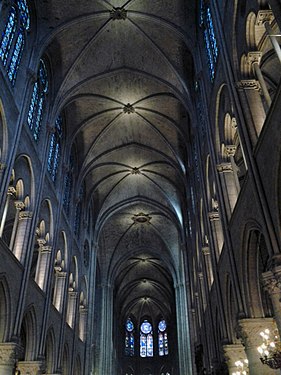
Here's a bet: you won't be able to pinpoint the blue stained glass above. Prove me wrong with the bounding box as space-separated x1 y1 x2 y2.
158 320 166 332
141 321 152 334
147 333 153 357
47 115 62 182
8 29 24 84
164 332 168 355
39 59 48 93
129 333 134 356
33 95 44 141
199 0 204 27
126 319 134 332
159 332 164 356
203 6 218 81
17 0 30 30
0 8 17 66
140 334 147 357
27 82 39 130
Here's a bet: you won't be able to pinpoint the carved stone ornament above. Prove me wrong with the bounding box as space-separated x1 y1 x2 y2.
208 211 220 221
262 270 281 294
14 201 25 211
110 7 127 20
132 212 152 224
131 167 141 175
236 79 261 91
0 343 23 366
256 10 274 26
123 103 135 114
19 210 33 220
8 186 17 196
247 51 262 66
238 318 276 348
224 145 236 157
217 163 233 173
18 360 46 374
202 246 210 255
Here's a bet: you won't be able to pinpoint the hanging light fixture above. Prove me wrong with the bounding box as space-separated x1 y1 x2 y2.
257 329 281 369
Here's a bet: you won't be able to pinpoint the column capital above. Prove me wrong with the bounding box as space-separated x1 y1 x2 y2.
217 162 233 173
247 51 262 66
236 79 261 91
208 211 220 221
223 343 247 368
262 268 281 294
256 9 274 26
18 210 33 220
18 360 46 374
224 144 236 157
202 246 210 255
238 318 276 347
41 245 52 253
0 343 23 366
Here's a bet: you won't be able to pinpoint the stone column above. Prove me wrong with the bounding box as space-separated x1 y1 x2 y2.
9 200 25 250
18 360 45 375
13 210 33 263
208 211 224 259
0 186 16 238
238 318 279 375
0 343 22 375
35 244 52 291
99 284 113 374
53 271 67 313
202 246 214 289
223 343 247 375
66 291 78 328
217 162 239 218
248 52 272 109
236 80 266 143
262 266 281 334
175 282 193 375
79 307 88 342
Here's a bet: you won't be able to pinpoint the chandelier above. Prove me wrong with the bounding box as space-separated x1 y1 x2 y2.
257 329 281 369
231 359 248 375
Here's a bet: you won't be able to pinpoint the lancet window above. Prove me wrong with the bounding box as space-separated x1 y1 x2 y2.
125 318 135 356
47 115 63 182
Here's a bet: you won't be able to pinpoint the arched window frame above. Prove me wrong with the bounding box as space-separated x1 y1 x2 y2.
125 318 135 357
47 115 63 182
201 3 219 81
140 320 153 358
0 0 30 85
63 151 74 215
27 59 48 141
158 319 168 356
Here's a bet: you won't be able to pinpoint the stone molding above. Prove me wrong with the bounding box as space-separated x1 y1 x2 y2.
217 162 233 173
223 343 247 366
19 211 33 220
208 211 220 221
236 79 261 91
247 51 262 66
110 7 127 20
256 10 274 26
262 266 281 294
238 318 276 348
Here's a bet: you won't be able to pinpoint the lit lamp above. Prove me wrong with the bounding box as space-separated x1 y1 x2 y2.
231 359 248 375
257 329 281 369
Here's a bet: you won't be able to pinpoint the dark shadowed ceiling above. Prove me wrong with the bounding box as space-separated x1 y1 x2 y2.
37 0 196 326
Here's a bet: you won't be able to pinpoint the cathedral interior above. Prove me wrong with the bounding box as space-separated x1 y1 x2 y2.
1 0 281 374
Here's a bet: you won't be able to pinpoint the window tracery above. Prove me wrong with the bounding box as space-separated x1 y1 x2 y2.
158 319 168 356
47 115 63 182
125 318 135 356
0 0 30 84
27 59 48 141
140 320 153 357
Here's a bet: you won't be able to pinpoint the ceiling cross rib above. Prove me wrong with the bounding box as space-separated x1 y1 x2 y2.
110 7 127 20
123 103 135 114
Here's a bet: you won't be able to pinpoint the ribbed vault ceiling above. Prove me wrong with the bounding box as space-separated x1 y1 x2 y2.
38 0 196 323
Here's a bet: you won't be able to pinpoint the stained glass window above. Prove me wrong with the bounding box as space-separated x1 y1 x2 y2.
0 8 17 66
125 318 135 356
158 320 168 356
7 29 24 84
202 5 218 81
27 59 48 141
140 320 153 357
47 116 63 182
0 0 30 84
